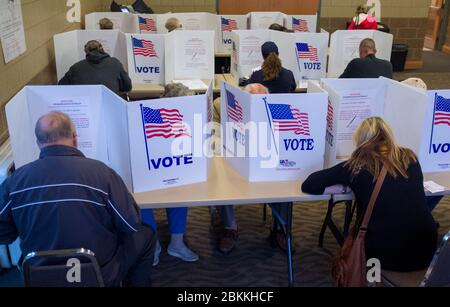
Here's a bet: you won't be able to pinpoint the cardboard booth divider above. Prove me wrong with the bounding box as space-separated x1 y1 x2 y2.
247 12 287 29
230 30 329 84
125 33 165 85
54 30 127 82
85 12 138 33
6 85 213 193
287 15 318 33
164 30 215 84
328 30 393 78
220 81 328 182
321 78 429 168
419 90 450 173
218 15 248 52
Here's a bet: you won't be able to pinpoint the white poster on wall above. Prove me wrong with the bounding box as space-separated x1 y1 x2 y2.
126 34 164 84
0 0 26 64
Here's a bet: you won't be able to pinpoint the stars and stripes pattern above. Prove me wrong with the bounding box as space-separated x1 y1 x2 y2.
326 101 334 131
142 106 190 139
292 17 309 32
132 37 157 57
434 94 450 127
139 16 156 32
221 17 238 31
296 42 318 61
268 103 310 136
226 90 243 124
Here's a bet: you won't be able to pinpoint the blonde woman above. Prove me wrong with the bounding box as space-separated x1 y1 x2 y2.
347 4 378 30
302 117 438 272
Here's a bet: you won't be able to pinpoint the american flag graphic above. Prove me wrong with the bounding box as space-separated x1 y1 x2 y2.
268 103 310 136
326 101 334 131
226 90 243 124
221 17 238 31
292 17 309 32
142 106 190 139
132 37 157 57
296 43 318 61
434 95 450 126
139 16 156 32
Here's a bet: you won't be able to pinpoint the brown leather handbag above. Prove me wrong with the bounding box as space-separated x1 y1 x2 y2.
332 165 387 287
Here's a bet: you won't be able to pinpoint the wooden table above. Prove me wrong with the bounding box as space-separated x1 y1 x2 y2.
134 157 330 287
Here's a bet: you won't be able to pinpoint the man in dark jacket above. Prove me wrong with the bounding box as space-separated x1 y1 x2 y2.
0 112 155 287
340 38 393 79
58 40 132 95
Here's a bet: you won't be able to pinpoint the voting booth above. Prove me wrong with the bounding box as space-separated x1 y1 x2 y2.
5 85 133 190
127 85 213 192
165 30 215 87
156 13 218 33
54 30 127 81
230 30 329 84
218 15 248 52
125 34 165 84
328 30 393 78
287 15 318 33
419 90 450 172
247 12 287 30
85 12 138 33
321 78 429 168
220 81 328 182
6 85 213 193
135 14 158 33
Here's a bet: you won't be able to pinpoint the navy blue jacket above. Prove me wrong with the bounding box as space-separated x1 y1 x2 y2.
340 54 393 79
247 67 297 94
0 145 141 285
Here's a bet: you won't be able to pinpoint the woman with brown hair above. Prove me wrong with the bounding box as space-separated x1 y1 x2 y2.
302 117 438 272
246 41 296 94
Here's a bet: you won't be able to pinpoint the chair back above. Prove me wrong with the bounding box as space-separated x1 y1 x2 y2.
422 231 450 287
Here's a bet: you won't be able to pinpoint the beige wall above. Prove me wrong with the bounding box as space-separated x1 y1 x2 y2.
0 0 106 144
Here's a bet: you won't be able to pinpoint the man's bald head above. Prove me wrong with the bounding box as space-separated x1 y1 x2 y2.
35 112 77 149
244 83 269 94
359 38 377 58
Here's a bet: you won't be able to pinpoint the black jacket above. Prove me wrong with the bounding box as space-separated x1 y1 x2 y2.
340 54 393 79
302 161 438 272
247 67 297 94
58 51 132 94
132 0 154 13
0 145 141 285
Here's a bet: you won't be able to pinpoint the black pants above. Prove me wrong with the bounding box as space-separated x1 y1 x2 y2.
118 223 156 287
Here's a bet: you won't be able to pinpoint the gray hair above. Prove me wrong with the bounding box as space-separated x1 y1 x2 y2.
99 18 114 30
35 112 75 145
84 40 104 54
163 83 194 98
359 38 376 52
165 17 182 32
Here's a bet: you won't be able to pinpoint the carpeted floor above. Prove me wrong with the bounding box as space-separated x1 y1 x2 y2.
1 197 449 287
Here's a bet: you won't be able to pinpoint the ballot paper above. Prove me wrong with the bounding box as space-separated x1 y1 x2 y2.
172 79 208 90
0 0 26 64
424 181 447 194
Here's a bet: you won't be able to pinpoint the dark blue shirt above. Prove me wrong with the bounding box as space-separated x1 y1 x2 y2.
247 67 297 94
0 145 141 285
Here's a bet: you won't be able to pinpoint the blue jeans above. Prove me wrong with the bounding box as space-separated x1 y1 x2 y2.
217 205 235 228
141 208 187 234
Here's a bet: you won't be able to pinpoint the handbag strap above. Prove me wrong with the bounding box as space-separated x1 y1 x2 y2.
360 165 388 230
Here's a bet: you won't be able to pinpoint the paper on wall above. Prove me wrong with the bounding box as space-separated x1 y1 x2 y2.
336 90 376 158
0 0 26 64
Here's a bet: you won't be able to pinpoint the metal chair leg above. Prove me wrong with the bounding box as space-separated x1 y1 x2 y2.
318 199 334 247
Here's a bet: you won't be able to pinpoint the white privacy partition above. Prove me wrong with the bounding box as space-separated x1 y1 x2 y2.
220 81 328 182
419 90 450 172
85 12 138 33
164 30 215 84
230 30 329 83
156 12 219 33
5 85 132 189
328 30 393 78
247 12 287 29
125 33 165 84
218 15 248 52
54 30 127 81
127 93 211 192
287 15 318 33
322 78 428 167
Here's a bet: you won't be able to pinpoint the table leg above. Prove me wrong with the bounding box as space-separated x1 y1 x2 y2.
286 202 294 287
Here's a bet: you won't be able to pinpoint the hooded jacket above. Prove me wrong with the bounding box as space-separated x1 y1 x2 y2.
58 51 132 94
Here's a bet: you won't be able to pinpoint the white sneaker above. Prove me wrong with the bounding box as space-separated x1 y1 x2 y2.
153 241 161 267
167 244 199 262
